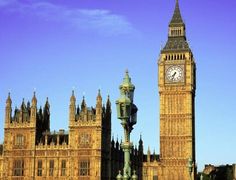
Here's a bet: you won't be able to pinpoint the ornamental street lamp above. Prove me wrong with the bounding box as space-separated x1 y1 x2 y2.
116 70 138 180
188 157 193 180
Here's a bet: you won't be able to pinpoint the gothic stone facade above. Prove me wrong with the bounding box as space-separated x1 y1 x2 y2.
0 91 143 180
0 1 197 180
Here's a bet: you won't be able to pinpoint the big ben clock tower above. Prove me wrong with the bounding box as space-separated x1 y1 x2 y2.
158 0 196 179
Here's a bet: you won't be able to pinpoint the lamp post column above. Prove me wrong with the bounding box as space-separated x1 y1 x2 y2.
116 70 138 180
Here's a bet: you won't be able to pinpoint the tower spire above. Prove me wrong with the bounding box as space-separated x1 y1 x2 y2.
32 91 37 106
96 89 102 103
161 0 190 52
169 0 184 26
5 92 12 126
81 96 87 111
6 92 12 106
70 90 76 103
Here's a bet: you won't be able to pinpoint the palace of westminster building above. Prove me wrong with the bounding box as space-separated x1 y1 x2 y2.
0 0 197 179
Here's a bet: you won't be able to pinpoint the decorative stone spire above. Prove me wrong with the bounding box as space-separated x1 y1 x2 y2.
153 149 157 162
97 89 102 100
106 95 111 106
30 92 37 124
116 137 119 149
81 96 87 110
6 92 12 107
96 89 102 108
138 134 143 152
31 91 37 106
27 101 30 110
69 90 76 123
106 95 111 113
162 0 190 52
5 93 12 125
45 97 50 109
38 106 43 118
76 104 80 114
21 98 26 110
96 89 102 118
169 0 184 26
147 146 151 162
111 135 115 148
70 90 76 104
43 97 50 130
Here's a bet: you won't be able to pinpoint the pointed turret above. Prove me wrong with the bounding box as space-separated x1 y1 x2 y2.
104 95 112 128
21 98 29 122
27 101 30 110
43 97 50 131
5 93 12 125
21 98 26 111
30 92 37 125
81 96 87 111
6 92 12 107
31 91 37 106
43 97 50 117
138 134 143 152
96 89 102 109
96 89 102 102
76 105 80 115
153 149 157 162
147 147 151 162
116 137 120 150
95 89 102 123
106 95 111 113
70 90 76 104
45 97 50 109
38 106 43 118
111 135 115 148
69 90 76 124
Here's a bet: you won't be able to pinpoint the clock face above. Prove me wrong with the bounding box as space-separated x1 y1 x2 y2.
166 66 184 82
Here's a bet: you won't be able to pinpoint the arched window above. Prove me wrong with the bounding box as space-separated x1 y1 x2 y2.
13 160 24 176
15 134 24 146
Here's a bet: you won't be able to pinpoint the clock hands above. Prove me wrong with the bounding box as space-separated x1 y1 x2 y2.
171 72 177 80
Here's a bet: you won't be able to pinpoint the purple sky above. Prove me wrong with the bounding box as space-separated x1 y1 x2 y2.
0 0 236 171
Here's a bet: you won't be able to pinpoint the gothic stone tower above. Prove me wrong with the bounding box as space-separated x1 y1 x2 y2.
158 0 196 179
